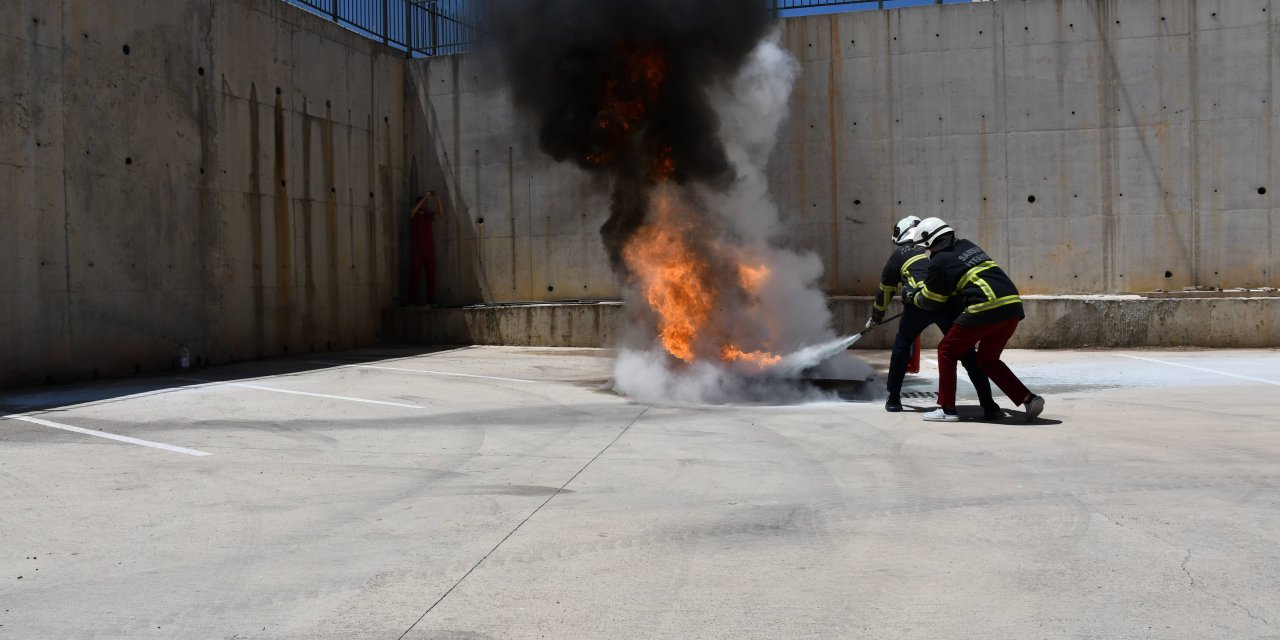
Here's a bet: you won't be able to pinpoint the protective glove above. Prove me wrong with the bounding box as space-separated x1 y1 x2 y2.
864 316 878 330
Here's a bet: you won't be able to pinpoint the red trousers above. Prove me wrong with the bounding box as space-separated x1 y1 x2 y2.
408 242 435 305
936 317 1030 409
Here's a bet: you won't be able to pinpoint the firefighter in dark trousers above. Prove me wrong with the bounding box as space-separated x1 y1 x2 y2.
871 216 999 417
910 217 1045 422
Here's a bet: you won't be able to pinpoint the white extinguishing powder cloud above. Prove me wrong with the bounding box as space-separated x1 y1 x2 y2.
612 34 873 405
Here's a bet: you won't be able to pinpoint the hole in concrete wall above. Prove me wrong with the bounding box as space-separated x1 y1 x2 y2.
477 217 485 224
83 33 88 39
1164 270 1173 278
979 30 983 35
1069 23 1074 28
853 199 862 206
1211 12 1216 17
1028 275 1034 280
547 285 555 292
32 17 38 24
1259 187 1268 195
122 44 130 55
326 99 331 108
330 187 335 193
197 66 205 76
281 180 286 187
199 168 204 175
276 87 281 95
1027 195 1036 203
125 157 132 165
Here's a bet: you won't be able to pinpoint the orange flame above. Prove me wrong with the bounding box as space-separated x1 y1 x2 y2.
623 193 711 362
721 346 782 368
587 43 668 167
737 262 770 292
624 189 781 368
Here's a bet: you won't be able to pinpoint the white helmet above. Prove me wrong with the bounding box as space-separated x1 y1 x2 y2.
891 216 921 245
915 217 954 249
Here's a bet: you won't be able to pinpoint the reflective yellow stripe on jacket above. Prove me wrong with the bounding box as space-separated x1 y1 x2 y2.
899 253 928 290
966 294 1022 314
874 284 895 312
956 260 1021 314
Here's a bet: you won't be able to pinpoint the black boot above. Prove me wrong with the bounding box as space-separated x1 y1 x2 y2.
885 395 903 412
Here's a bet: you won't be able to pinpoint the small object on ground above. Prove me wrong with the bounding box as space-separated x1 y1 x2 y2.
922 408 958 422
885 396 902 412
1024 394 1045 421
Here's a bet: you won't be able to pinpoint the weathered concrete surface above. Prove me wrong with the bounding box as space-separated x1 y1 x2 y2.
1 346 1278 638
1 0 406 386
384 295 1280 349
408 0 1280 306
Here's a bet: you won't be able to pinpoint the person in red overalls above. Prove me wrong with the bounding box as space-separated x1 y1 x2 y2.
408 190 443 305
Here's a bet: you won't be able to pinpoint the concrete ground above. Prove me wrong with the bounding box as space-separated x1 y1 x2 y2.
1 346 1278 640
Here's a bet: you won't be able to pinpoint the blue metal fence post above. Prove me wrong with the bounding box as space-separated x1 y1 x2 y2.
382 0 389 44
330 0 338 23
405 0 414 55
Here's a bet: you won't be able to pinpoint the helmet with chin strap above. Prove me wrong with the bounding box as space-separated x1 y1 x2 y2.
915 217 954 249
891 216 922 246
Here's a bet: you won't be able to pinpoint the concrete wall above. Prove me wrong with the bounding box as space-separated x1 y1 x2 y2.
407 0 1280 305
2 0 407 385
384 295 1280 349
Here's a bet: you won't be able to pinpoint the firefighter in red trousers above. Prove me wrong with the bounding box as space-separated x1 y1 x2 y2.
910 217 1046 422
872 216 999 418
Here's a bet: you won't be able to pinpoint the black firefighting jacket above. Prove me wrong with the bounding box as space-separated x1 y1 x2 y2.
911 237 1024 326
873 245 930 320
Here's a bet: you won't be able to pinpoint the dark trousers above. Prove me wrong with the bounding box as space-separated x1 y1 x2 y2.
937 317 1030 409
889 305 996 410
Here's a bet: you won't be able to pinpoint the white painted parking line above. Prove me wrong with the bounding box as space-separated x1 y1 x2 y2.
1114 354 1280 386
312 362 539 384
177 378 427 408
4 414 212 457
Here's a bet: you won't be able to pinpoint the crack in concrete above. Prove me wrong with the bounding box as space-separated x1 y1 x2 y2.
1099 511 1278 633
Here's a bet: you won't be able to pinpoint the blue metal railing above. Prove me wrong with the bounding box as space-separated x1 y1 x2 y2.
282 0 984 56
283 0 483 56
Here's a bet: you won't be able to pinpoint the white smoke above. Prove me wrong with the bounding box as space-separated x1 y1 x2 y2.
612 34 874 405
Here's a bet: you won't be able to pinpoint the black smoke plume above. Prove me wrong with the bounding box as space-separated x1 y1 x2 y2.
490 0 774 271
